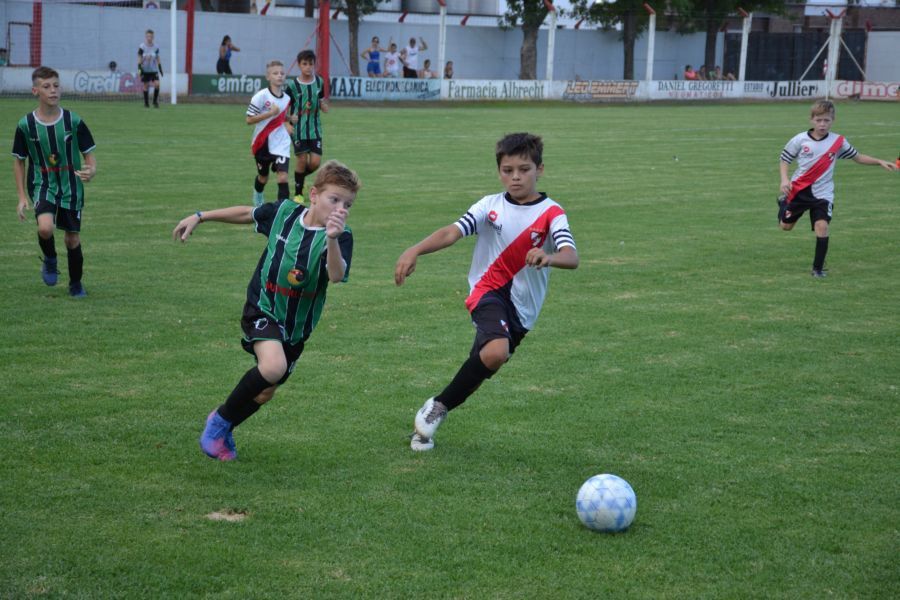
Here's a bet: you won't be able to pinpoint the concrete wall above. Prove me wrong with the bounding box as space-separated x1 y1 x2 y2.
867 31 900 81
1 3 718 81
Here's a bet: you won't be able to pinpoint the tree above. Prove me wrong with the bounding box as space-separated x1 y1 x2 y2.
501 0 551 80
334 0 387 76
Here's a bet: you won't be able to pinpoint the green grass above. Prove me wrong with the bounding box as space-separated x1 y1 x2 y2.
1 98 898 598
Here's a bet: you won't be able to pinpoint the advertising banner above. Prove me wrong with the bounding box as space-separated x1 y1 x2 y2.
444 79 548 101
192 74 265 95
0 67 187 95
832 80 899 101
329 76 441 101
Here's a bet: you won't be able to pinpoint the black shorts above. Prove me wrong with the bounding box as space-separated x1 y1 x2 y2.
34 199 81 232
240 303 305 385
254 147 290 176
783 185 832 230
403 66 418 79
141 72 159 83
468 293 528 359
293 138 322 156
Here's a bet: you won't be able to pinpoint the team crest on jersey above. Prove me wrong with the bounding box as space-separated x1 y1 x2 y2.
827 151 836 161
48 153 58 166
529 228 547 247
286 267 307 287
253 317 269 330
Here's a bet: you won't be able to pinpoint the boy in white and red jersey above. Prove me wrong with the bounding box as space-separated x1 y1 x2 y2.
395 133 579 451
246 60 292 207
778 100 896 277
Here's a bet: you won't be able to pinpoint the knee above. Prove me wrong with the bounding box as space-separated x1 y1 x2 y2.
257 357 287 385
779 222 794 231
258 174 269 184
479 346 509 372
64 233 80 249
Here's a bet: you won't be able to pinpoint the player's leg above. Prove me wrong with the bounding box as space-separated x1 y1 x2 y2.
152 75 160 107
63 228 86 298
811 210 831 277
142 77 150 107
254 153 271 207
293 149 310 201
35 205 58 286
274 156 291 202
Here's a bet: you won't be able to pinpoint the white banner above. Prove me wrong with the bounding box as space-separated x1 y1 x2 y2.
0 67 189 95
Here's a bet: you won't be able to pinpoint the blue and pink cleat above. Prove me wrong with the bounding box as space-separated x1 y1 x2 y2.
200 410 237 461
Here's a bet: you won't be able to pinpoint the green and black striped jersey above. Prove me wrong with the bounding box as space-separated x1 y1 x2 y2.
247 199 352 345
285 75 325 141
12 108 95 210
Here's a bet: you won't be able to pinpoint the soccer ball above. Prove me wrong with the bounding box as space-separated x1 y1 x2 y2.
575 474 637 533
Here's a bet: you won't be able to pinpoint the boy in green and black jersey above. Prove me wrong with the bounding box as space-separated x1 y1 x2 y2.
13 66 96 297
173 160 359 461
285 49 328 202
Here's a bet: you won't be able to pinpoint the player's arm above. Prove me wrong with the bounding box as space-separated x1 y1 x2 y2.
74 152 96 182
526 245 579 270
13 157 30 221
157 57 163 77
320 98 329 113
173 206 254 242
394 224 463 286
325 208 349 283
246 105 280 125
852 153 898 172
779 160 792 195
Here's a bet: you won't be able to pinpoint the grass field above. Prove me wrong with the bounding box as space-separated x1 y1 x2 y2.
1 97 898 598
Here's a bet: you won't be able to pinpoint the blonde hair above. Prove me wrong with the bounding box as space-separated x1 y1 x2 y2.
810 100 835 118
312 160 361 194
266 60 284 70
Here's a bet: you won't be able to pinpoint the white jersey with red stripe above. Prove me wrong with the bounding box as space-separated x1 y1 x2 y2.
247 87 291 158
780 130 857 201
455 192 576 330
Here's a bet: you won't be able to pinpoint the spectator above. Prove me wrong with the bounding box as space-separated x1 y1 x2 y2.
401 37 427 79
443 60 454 80
217 35 241 75
361 36 387 78
0 48 8 67
683 65 698 80
108 61 119 73
698 65 708 80
383 42 402 79
723 70 737 81
711 65 724 81
418 59 438 79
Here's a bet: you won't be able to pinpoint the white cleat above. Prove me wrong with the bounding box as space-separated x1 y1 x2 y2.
410 432 434 452
414 398 447 440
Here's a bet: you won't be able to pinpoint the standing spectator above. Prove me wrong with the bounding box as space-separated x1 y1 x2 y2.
361 36 387 78
418 59 438 79
108 61 119 73
0 48 8 67
138 29 163 108
217 35 241 75
401 37 427 79
683 64 698 80
383 42 402 79
443 60 453 80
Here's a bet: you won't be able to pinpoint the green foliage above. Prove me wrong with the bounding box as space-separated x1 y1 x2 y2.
1 98 898 597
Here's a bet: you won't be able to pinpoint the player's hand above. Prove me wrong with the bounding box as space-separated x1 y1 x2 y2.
16 198 30 222
74 164 95 182
394 249 418 286
525 247 551 269
877 159 898 172
173 213 201 242
325 207 347 239
780 180 792 196
268 104 281 118
285 123 294 136
290 114 298 125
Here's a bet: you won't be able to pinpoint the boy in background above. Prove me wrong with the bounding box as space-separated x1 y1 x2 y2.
173 161 359 461
138 29 163 108
13 66 96 298
778 100 896 277
395 133 579 451
247 60 293 207
285 50 328 203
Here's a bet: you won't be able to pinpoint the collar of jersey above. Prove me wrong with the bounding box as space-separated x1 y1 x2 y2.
504 192 547 206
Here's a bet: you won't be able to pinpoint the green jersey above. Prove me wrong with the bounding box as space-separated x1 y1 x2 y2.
12 108 95 210
285 75 325 141
247 199 352 345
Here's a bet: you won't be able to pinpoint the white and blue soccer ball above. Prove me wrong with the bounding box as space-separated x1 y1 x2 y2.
576 473 637 533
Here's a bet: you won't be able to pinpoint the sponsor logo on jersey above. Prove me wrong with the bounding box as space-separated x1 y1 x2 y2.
801 145 811 155
254 317 269 330
488 210 498 222
487 210 502 232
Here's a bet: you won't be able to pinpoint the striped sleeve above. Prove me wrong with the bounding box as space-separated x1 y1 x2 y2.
455 196 489 237
780 134 800 164
838 139 858 160
246 90 263 117
550 213 576 250
12 122 28 158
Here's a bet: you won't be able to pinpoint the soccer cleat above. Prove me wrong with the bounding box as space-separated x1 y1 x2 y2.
68 282 87 298
253 191 265 207
811 268 827 278
200 410 236 461
292 194 304 204
414 397 447 441
776 194 788 223
153 101 159 108
41 256 59 286
410 432 434 452
224 428 237 457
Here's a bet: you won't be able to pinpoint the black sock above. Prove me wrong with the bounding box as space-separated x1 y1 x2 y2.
67 245 83 284
254 177 266 193
813 236 829 271
143 91 149 106
435 354 496 411
217 367 273 427
294 172 306 197
277 182 290 201
153 87 159 104
38 234 57 259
